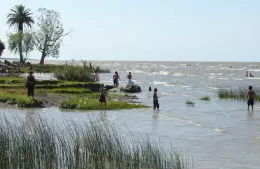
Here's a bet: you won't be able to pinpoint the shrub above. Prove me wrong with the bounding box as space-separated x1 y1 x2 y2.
54 65 93 82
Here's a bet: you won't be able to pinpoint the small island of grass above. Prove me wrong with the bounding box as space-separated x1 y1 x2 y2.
199 96 210 101
218 87 260 101
185 100 195 105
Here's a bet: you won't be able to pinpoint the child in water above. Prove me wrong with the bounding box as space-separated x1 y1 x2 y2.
153 88 159 110
99 84 106 109
244 86 254 111
113 71 120 87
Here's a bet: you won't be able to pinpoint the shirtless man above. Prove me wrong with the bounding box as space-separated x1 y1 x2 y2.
0 40 5 56
113 71 120 87
244 86 254 111
99 84 106 109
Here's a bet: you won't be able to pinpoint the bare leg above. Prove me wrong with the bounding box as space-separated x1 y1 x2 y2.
104 102 106 109
252 105 254 111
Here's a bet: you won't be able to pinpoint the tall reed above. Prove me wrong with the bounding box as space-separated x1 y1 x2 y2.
218 86 260 101
0 114 192 169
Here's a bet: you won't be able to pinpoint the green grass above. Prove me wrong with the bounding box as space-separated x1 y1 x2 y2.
199 96 210 101
60 98 148 110
0 93 43 107
0 115 192 169
185 100 195 105
218 87 260 101
52 88 92 94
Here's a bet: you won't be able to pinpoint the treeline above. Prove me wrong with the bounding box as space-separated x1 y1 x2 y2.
3 5 71 64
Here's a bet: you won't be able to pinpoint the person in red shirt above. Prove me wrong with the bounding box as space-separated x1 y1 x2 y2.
244 86 254 111
0 40 5 56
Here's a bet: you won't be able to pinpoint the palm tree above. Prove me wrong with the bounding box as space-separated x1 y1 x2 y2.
6 5 34 63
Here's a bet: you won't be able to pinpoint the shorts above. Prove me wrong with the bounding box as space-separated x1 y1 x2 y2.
113 78 118 84
128 80 133 86
153 99 159 109
247 97 254 106
99 95 106 103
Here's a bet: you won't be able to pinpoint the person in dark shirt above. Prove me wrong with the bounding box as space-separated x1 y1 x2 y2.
244 86 254 111
26 71 36 98
153 88 159 110
0 40 5 56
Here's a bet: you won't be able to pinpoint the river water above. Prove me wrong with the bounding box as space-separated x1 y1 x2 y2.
3 60 260 169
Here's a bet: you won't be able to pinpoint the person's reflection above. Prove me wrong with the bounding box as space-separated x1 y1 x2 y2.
153 110 159 120
100 110 107 121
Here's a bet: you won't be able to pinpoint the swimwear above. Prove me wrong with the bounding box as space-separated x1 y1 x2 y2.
113 78 118 84
247 97 254 106
99 95 106 103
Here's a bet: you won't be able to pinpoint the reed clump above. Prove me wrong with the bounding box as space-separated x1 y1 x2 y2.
0 115 192 169
218 87 260 101
185 100 195 105
199 96 210 101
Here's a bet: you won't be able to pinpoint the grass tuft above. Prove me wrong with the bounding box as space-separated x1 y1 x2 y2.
0 93 43 107
52 88 92 94
185 100 195 105
199 96 210 101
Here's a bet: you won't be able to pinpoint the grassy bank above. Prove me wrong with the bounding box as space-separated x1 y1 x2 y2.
0 93 43 107
0 115 192 169
60 97 148 110
218 87 260 101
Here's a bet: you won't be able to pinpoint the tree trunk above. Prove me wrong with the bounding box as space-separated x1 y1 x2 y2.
18 23 24 63
39 54 45 65
39 36 48 65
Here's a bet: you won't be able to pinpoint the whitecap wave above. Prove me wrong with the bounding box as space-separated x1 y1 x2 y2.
214 128 225 132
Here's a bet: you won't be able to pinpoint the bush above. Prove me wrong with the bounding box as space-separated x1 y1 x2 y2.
54 65 93 82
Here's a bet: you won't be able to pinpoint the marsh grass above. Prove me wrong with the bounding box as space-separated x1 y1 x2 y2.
0 114 192 169
0 93 43 107
199 96 210 101
60 98 149 110
52 88 92 94
185 100 195 105
54 65 94 82
218 87 260 101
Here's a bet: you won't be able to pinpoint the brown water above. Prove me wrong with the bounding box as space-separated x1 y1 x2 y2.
5 60 260 168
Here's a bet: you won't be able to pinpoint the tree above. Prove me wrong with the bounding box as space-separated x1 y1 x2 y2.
8 31 34 61
33 8 70 65
6 5 34 63
0 40 5 56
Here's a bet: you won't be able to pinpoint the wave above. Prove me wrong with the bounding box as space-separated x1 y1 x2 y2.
214 128 225 132
152 81 182 86
159 114 202 127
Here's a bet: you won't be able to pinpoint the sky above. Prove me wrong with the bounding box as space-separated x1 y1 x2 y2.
1 0 260 61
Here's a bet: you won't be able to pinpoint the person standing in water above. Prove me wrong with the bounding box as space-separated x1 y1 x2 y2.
127 72 133 86
244 86 254 111
113 71 120 87
99 84 106 109
94 67 100 82
153 88 159 110
26 71 36 99
246 71 248 77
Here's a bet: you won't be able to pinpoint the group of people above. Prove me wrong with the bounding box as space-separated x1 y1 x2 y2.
112 71 133 87
246 71 254 77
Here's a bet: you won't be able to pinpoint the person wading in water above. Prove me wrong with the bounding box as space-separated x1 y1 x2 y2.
26 71 37 99
113 71 120 87
244 85 255 111
99 84 107 109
